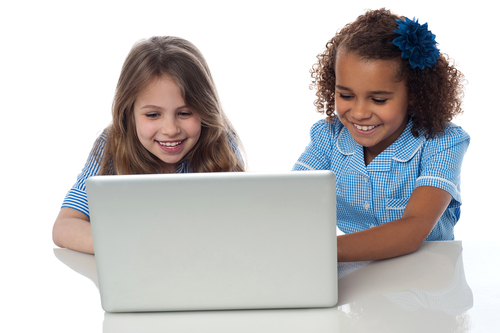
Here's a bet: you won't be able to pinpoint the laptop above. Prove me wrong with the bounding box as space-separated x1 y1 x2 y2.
87 171 337 312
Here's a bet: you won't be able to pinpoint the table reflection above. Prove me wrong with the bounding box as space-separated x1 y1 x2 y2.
104 307 339 333
54 241 473 333
337 241 473 332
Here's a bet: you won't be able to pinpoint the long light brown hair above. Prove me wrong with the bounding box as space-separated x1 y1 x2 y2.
99 36 245 174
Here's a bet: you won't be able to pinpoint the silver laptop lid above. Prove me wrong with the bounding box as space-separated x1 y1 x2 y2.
87 171 337 312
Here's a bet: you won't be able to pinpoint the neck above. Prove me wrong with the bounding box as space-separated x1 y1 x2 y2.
160 163 177 174
363 115 409 166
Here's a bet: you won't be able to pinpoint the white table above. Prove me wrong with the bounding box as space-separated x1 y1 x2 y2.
6 240 498 332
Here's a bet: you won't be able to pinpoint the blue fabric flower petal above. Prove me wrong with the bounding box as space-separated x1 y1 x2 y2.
393 17 440 69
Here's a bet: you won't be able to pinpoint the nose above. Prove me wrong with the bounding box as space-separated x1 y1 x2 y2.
161 115 181 137
350 100 372 121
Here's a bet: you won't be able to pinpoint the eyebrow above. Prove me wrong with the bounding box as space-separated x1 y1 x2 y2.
336 85 395 95
140 104 189 110
140 105 162 110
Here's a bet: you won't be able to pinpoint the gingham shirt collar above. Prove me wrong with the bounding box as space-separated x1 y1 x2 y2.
337 118 425 169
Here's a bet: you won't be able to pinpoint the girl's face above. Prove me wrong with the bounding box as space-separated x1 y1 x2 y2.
334 51 409 164
134 76 202 173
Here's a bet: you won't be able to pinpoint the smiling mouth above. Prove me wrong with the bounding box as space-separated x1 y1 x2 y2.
354 124 379 131
158 140 183 148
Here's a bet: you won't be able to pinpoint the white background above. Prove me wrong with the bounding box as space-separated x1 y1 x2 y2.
1 1 499 331
1 0 497 256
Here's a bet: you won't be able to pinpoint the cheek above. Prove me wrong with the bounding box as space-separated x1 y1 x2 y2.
135 119 156 138
334 97 346 116
186 119 202 139
389 104 409 124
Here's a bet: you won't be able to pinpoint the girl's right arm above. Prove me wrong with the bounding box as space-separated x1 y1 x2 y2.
53 130 108 255
53 207 94 254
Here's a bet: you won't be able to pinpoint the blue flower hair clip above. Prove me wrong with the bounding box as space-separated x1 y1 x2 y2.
393 17 440 70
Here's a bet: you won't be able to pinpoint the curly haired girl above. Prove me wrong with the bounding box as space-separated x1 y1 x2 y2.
53 36 245 254
293 9 469 261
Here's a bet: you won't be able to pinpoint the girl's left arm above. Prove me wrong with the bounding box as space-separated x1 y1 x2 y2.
337 125 469 262
337 185 452 262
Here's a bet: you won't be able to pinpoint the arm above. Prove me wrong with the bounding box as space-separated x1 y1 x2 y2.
53 207 94 254
338 125 469 262
53 131 108 254
337 185 452 262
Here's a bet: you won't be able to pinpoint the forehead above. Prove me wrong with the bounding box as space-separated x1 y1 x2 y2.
335 51 403 90
135 76 185 106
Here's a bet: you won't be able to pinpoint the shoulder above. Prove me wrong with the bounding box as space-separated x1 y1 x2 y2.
307 117 361 157
309 117 360 157
422 123 470 154
393 120 469 163
413 123 469 204
308 117 344 144
89 127 110 156
293 118 346 171
96 127 110 144
433 123 469 141
77 127 112 175
309 117 342 134
441 123 469 142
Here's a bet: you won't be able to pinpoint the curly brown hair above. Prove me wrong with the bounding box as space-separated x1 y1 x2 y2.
311 8 465 138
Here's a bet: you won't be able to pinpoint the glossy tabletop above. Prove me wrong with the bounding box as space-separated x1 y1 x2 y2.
8 240 494 332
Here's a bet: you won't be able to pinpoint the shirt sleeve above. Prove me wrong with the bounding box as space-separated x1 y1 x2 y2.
229 132 245 171
61 132 107 217
415 125 470 205
292 120 334 171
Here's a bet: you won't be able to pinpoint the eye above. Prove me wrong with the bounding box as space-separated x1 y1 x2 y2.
338 93 353 100
372 98 388 105
145 112 160 119
178 110 193 117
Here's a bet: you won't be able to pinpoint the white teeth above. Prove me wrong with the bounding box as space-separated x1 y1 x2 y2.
354 124 376 131
159 141 182 147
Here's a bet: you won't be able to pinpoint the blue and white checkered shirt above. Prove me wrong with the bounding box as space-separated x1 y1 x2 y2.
61 130 189 217
293 117 470 241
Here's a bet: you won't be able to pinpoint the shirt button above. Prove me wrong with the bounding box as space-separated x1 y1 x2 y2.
364 202 370 210
364 177 369 183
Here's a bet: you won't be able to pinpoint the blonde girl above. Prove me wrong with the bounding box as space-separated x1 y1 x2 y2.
53 36 244 254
